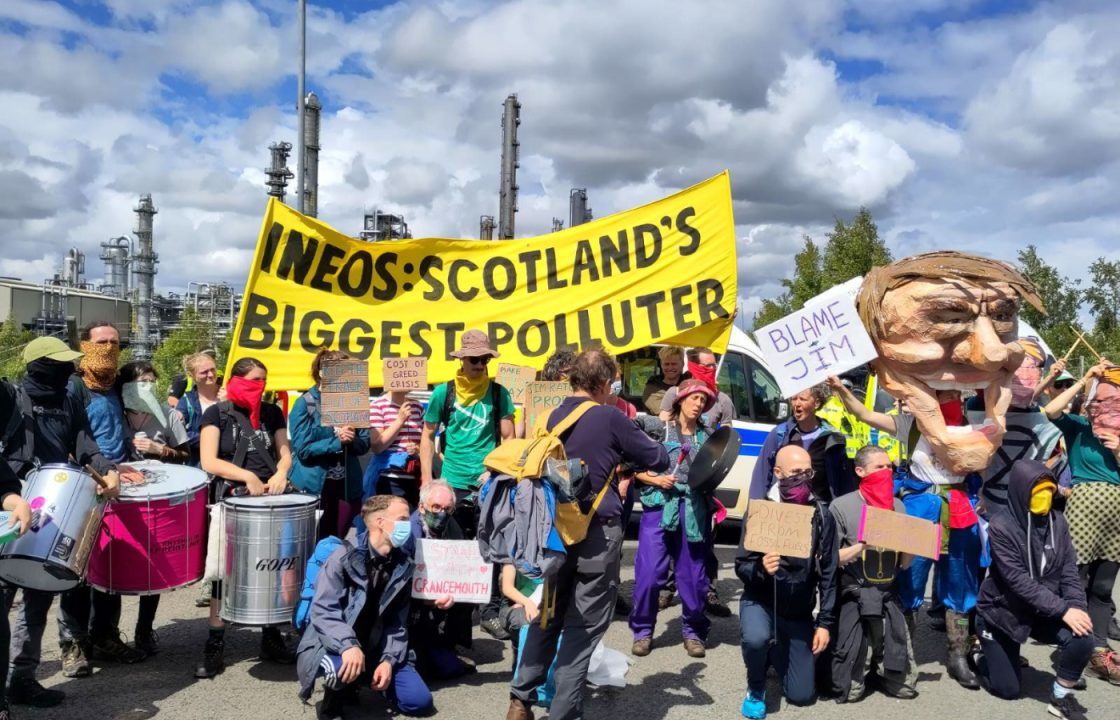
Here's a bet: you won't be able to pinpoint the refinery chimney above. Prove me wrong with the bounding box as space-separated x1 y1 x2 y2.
498 94 520 240
303 92 321 218
479 215 495 240
99 236 131 299
265 141 295 202
569 188 592 227
132 194 158 359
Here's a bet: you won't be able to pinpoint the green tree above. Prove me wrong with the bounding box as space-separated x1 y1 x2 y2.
0 316 37 381
150 308 225 396
1016 245 1088 362
1084 258 1120 361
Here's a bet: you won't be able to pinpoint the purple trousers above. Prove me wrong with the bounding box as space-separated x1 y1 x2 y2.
629 502 711 642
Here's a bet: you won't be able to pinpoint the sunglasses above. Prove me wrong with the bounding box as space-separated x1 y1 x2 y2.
466 356 491 366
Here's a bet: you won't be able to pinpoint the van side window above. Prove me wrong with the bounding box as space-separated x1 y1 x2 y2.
717 353 752 419
746 358 781 423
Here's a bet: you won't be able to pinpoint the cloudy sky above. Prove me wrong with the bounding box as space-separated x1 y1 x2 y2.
2 0 1117 322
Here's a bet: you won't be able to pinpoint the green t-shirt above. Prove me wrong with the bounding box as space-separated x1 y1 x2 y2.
1054 413 1120 486
424 381 515 491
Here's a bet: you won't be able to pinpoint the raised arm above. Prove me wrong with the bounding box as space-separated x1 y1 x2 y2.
1043 361 1108 420
827 376 898 435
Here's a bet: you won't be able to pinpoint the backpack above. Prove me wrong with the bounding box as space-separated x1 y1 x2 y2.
293 535 349 632
2 383 77 479
438 380 503 447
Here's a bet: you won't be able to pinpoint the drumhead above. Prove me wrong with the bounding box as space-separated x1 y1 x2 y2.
224 493 319 510
26 463 88 485
118 461 209 501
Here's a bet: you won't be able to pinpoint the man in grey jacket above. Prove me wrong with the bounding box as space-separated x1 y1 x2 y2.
297 495 432 720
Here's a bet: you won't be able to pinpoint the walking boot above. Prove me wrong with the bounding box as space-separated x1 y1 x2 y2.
505 698 534 720
945 611 980 690
1086 648 1120 685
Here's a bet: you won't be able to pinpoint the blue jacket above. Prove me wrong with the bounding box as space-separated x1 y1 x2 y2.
296 532 414 700
288 386 371 499
749 417 854 503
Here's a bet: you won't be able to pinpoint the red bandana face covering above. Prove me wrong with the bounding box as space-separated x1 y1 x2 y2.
225 376 265 429
859 468 895 510
687 361 717 392
939 399 965 427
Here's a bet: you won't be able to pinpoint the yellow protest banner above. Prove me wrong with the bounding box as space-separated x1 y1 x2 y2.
227 172 738 390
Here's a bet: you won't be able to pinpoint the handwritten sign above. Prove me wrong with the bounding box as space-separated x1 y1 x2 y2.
524 381 570 431
383 357 428 392
497 363 538 404
412 539 493 604
859 505 941 560
753 285 878 398
319 359 370 428
743 499 814 558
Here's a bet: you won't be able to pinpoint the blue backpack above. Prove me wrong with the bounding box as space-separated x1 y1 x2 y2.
293 536 349 632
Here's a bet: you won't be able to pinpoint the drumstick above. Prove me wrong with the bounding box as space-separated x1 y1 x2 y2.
1074 330 1104 362
1059 335 1083 363
83 465 110 491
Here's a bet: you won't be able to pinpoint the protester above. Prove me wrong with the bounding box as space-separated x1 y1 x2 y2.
365 386 424 506
297 495 433 720
973 460 1094 720
166 372 189 409
750 382 851 503
630 379 719 659
507 348 669 720
827 445 917 702
1043 360 1120 684
175 350 221 467
289 349 371 540
0 336 120 708
641 345 688 415
737 444 837 718
196 357 294 679
0 384 33 720
407 480 473 681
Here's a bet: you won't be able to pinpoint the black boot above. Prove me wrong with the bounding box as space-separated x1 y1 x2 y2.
319 689 345 720
194 634 225 679
945 611 980 690
261 626 296 664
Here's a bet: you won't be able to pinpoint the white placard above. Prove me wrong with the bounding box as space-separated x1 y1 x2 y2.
411 539 493 604
753 289 878 398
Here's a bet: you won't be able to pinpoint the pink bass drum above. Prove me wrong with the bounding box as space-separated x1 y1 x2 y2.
86 461 208 595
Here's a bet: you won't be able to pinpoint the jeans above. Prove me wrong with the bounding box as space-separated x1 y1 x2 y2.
96 593 162 635
976 615 1095 699
629 504 710 642
58 586 119 642
1079 560 1119 647
6 588 53 684
739 598 816 705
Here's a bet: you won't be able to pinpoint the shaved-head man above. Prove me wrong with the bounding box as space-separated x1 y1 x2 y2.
774 445 813 481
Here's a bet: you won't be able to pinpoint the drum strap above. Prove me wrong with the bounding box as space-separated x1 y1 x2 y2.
226 405 278 475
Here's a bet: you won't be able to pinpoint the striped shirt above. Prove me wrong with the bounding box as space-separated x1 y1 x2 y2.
368 395 424 454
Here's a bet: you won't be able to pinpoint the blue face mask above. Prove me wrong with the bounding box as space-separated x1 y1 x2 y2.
609 379 622 396
388 520 412 548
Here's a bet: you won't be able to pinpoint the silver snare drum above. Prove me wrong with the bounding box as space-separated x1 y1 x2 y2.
220 493 318 626
0 464 105 592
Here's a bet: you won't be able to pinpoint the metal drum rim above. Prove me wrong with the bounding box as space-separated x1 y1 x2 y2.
222 494 319 510
114 482 209 503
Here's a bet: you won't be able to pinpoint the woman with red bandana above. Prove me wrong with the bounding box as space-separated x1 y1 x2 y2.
195 357 294 680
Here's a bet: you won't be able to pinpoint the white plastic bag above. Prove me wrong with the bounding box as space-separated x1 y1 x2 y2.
202 503 226 583
586 641 630 688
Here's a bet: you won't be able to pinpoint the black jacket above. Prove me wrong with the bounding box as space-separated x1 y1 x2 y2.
1 380 110 481
977 459 1086 644
735 500 839 628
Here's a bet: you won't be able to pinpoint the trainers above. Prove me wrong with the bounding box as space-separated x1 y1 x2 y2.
135 629 160 657
1087 648 1120 685
632 638 652 657
8 678 65 708
657 590 676 611
683 639 706 658
480 616 512 641
705 589 732 618
194 636 225 679
60 639 91 678
1047 691 1087 720
741 690 766 719
260 627 297 664
91 632 146 664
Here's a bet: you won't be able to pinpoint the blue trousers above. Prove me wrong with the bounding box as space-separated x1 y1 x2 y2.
898 493 980 614
318 654 433 716
739 598 816 705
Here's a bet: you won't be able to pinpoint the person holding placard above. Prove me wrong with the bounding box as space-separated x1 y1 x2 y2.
737 445 838 718
973 460 1094 720
365 385 424 507
828 445 917 703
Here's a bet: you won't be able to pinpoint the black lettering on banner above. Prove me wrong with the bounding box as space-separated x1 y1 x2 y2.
339 318 375 359
276 231 318 284
577 308 603 349
409 322 432 358
238 294 278 349
633 224 663 269
436 322 465 360
552 312 574 351
516 319 550 357
696 279 729 324
448 259 479 301
338 250 374 298
483 257 516 300
299 310 335 352
572 240 600 285
599 230 630 278
634 290 666 337
420 256 445 301
278 304 296 351
602 300 635 346
517 250 541 294
544 248 568 290
670 284 697 332
380 321 402 358
676 207 701 256
489 322 514 354
309 243 346 292
259 222 284 273
372 252 399 301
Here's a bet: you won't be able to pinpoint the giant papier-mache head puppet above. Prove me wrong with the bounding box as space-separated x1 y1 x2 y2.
1087 367 1120 439
856 251 1045 475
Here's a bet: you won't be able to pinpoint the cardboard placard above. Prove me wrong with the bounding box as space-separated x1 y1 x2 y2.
753 280 878 398
743 499 814 559
412 539 493 604
383 357 428 392
524 381 570 431
858 505 941 560
319 359 370 428
497 363 538 404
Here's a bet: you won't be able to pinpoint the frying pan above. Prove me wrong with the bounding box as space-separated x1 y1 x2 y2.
687 425 741 495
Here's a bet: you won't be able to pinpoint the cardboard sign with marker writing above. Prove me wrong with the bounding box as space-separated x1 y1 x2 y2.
524 381 571 431
858 505 941 560
497 363 538 404
743 499 814 559
383 357 428 392
319 359 370 428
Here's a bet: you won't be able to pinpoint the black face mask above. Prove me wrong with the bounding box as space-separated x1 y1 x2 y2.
23 359 73 404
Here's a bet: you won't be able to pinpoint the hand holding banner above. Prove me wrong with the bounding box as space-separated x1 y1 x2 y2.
743 499 814 559
412 539 493 604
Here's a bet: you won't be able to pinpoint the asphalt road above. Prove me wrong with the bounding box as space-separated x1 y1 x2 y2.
12 537 1119 720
